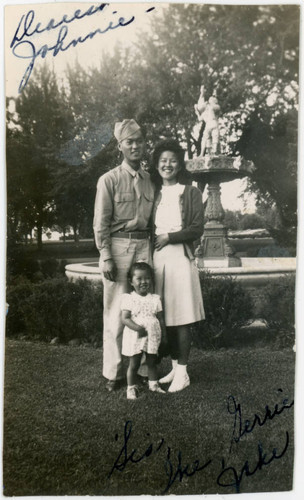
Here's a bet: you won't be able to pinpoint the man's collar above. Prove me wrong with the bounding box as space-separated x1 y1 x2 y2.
121 160 143 178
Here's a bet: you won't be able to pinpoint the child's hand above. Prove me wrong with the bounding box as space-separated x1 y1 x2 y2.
137 327 148 338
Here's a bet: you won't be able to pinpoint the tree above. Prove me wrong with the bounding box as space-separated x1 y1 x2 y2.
8 64 74 248
235 109 297 247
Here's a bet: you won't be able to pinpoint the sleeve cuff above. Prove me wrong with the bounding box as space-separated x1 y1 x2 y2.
101 248 112 261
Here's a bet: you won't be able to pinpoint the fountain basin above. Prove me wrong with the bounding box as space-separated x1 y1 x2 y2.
65 258 296 285
186 154 255 184
65 258 295 316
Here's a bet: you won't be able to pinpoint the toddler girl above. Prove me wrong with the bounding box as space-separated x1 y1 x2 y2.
121 262 166 400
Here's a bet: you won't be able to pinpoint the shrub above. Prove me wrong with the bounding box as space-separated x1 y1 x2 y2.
7 246 67 283
7 250 40 281
6 277 103 344
259 274 295 332
40 258 61 278
194 271 254 347
223 210 242 230
6 277 35 337
239 213 265 230
78 281 103 347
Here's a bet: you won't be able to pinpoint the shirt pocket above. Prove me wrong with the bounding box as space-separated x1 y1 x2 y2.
114 192 135 220
142 190 154 220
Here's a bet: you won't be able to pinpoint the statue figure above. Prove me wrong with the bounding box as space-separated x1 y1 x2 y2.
194 85 221 156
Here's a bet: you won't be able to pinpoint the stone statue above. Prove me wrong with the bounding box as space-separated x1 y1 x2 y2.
194 85 221 156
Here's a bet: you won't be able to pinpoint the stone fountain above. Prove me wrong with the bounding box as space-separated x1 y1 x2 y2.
187 85 255 267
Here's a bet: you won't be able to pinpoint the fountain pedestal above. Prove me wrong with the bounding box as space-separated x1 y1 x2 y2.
186 154 255 268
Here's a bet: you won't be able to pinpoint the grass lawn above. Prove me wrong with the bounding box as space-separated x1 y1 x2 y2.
3 338 295 496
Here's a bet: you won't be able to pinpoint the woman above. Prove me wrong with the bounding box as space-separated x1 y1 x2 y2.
151 139 205 392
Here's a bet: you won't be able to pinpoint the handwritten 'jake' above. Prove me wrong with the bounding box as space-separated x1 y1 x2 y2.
10 3 155 93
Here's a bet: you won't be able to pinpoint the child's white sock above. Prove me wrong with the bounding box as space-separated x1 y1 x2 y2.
148 380 158 389
149 380 166 393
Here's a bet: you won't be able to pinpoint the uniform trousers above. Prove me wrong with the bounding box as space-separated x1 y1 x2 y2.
99 237 151 381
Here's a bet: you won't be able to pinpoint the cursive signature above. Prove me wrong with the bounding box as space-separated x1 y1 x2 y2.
10 4 156 93
217 431 290 493
228 389 294 453
108 420 165 478
164 446 212 494
108 420 212 493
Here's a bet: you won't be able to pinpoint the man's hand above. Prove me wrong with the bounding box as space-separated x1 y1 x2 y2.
137 326 148 338
103 259 117 282
155 233 169 251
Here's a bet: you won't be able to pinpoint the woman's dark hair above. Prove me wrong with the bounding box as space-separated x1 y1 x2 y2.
150 138 191 186
127 261 154 283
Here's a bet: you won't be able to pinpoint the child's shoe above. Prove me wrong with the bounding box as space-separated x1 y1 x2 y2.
127 385 138 400
149 381 166 393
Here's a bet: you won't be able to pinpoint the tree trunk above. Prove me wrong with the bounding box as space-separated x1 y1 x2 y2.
73 225 79 243
37 226 43 251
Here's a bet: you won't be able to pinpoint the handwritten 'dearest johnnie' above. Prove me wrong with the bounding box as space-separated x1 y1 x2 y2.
9 3 155 93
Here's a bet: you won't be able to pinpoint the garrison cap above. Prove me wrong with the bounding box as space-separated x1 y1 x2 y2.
114 119 141 142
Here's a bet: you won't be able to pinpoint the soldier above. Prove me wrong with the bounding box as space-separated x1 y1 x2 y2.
93 119 155 392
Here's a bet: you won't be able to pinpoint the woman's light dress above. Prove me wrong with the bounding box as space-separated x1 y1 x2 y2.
121 292 162 356
153 183 205 326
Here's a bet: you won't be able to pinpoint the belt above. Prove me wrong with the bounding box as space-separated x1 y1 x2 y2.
112 231 150 240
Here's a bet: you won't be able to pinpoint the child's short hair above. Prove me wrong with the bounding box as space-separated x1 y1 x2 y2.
127 261 154 282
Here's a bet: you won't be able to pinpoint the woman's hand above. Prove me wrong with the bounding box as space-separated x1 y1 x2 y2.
155 233 169 251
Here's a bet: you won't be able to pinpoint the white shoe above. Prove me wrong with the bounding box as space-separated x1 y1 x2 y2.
127 386 138 400
168 373 190 393
159 369 175 384
149 382 166 394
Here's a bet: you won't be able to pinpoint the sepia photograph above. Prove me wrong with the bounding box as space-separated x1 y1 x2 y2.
2 0 302 497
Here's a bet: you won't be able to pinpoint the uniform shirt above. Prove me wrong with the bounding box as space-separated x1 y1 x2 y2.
93 161 154 260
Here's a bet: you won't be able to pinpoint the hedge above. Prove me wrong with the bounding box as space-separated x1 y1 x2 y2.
6 272 295 347
6 277 103 346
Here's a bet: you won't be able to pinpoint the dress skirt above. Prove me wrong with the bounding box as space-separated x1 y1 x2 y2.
153 243 205 326
121 292 162 356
